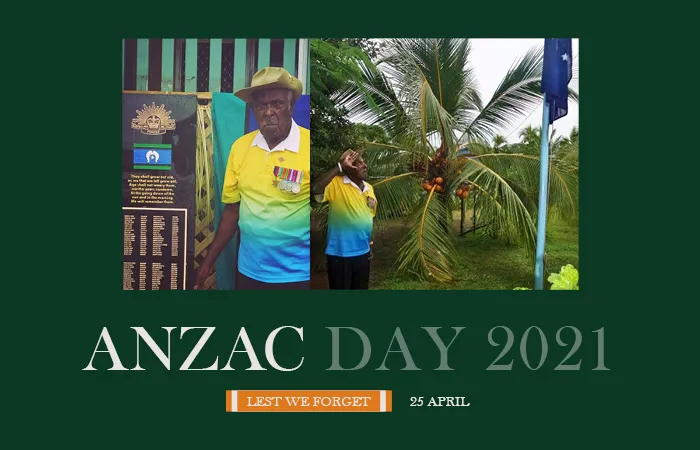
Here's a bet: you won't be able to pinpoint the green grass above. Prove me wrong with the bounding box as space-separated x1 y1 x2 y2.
310 212 579 290
369 218 578 290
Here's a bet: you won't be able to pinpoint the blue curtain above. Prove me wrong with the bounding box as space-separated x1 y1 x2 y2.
211 93 246 290
211 93 310 290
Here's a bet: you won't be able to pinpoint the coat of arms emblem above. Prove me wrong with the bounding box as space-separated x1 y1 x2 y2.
131 102 176 135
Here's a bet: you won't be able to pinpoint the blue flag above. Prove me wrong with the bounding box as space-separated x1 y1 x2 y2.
541 38 573 124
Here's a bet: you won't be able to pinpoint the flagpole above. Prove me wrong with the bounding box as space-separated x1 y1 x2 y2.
534 94 551 290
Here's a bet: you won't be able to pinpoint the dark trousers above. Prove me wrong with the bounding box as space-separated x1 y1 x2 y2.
236 270 310 290
326 252 371 290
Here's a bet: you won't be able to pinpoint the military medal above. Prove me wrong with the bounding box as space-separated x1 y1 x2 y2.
273 166 304 195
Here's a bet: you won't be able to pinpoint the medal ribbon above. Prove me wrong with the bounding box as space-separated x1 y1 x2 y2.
274 166 304 184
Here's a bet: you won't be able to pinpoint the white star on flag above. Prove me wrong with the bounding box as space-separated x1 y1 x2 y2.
561 53 569 62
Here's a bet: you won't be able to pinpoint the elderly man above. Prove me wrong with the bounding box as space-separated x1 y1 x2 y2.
195 67 310 290
312 150 377 290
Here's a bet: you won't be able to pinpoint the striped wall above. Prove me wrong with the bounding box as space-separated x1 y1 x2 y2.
122 39 310 95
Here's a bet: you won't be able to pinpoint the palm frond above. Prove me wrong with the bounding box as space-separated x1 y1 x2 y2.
455 157 538 252
461 45 579 143
381 39 482 129
420 78 459 155
468 152 578 225
396 187 457 282
462 46 545 142
371 172 422 222
361 142 425 223
335 61 413 142
547 162 578 221
341 39 481 150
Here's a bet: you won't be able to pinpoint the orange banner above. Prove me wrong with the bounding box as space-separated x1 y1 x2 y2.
225 390 392 412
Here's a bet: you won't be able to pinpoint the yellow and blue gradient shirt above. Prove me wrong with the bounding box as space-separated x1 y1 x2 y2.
221 121 310 283
321 176 377 257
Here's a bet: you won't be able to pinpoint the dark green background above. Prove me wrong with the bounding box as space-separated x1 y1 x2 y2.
12 4 686 448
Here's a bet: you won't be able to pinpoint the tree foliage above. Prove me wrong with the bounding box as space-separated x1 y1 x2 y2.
334 38 579 283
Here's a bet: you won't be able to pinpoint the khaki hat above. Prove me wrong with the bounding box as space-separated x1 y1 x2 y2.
234 67 303 104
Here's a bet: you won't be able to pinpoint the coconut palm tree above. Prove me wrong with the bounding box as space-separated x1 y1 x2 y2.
336 38 579 283
519 125 541 147
493 134 507 152
517 124 567 154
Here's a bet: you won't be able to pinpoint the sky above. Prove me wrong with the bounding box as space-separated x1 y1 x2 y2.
357 38 579 145
468 38 579 143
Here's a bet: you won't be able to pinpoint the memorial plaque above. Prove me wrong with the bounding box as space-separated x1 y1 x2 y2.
122 93 197 290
